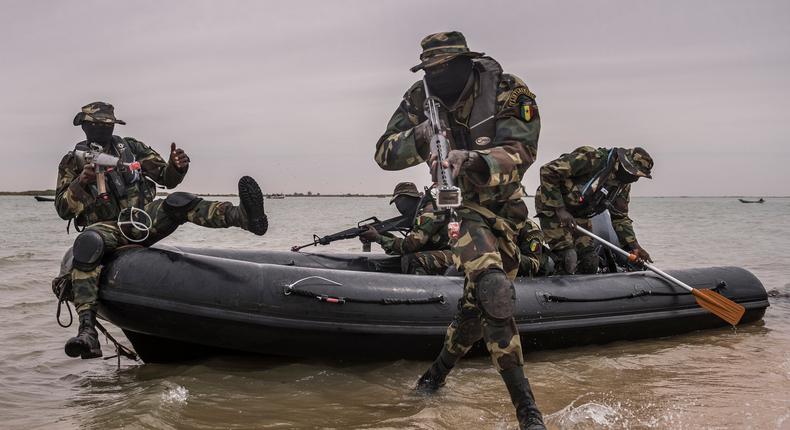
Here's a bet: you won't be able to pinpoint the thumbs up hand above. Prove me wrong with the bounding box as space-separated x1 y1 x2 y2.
169 142 190 172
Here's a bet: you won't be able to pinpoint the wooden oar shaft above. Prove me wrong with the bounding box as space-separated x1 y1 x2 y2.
575 225 693 292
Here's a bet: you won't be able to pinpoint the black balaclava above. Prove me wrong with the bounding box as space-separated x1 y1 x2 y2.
614 162 640 184
394 195 420 218
82 122 114 144
425 56 474 102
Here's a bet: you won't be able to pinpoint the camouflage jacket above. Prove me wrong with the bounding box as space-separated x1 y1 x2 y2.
55 136 186 226
377 203 450 255
374 64 540 212
535 146 638 247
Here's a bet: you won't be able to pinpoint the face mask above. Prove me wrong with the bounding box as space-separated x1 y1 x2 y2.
394 196 419 217
614 163 640 184
82 122 114 143
425 57 473 100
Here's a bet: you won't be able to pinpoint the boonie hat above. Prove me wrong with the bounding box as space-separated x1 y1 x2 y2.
410 31 484 73
390 182 421 204
616 147 653 179
73 101 126 126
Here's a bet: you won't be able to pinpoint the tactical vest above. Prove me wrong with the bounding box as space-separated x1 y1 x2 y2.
467 56 503 145
72 136 150 227
410 56 503 151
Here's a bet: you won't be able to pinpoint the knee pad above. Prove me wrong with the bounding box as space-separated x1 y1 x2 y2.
163 192 203 223
475 270 516 321
72 230 105 271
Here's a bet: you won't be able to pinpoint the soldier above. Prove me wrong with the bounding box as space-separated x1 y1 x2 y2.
516 219 554 277
535 146 653 275
56 102 268 359
374 32 545 429
360 182 453 275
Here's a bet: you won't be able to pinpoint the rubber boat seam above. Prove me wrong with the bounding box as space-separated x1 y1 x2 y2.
101 290 768 334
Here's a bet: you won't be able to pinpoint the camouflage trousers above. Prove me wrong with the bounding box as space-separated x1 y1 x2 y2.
538 215 598 274
442 201 527 372
401 250 454 275
71 198 232 313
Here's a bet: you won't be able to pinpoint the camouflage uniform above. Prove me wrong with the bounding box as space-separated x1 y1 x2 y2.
376 33 539 373
535 146 653 274
378 203 453 275
516 219 553 277
58 102 266 325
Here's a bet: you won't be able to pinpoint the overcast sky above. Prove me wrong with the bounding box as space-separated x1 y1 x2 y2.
1 0 788 196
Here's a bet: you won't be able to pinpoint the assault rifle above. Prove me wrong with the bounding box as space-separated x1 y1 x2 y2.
73 144 141 202
423 78 461 239
290 214 413 252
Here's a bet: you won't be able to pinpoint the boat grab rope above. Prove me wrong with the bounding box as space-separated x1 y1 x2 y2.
283 276 445 305
541 281 726 303
51 274 139 367
95 321 140 367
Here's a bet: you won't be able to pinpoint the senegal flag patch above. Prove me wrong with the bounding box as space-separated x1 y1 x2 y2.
521 104 533 122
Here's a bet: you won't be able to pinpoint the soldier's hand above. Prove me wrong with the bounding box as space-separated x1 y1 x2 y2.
413 120 431 146
78 163 97 186
360 225 380 242
169 142 190 172
632 247 653 263
555 207 576 230
444 150 471 179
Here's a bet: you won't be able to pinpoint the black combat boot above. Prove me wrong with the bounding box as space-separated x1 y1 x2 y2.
416 348 458 392
225 176 268 236
64 310 102 359
500 366 546 430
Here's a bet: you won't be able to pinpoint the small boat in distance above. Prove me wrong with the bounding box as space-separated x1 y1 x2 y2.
739 198 765 204
268 193 285 199
34 196 55 202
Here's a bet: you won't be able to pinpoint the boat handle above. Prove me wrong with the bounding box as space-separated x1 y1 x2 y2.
284 276 343 295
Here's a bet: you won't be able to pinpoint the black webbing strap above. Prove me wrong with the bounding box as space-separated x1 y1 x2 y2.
284 286 445 305
542 284 725 304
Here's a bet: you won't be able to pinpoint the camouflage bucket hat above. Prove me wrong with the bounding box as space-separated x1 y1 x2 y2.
616 147 653 179
410 31 484 73
73 101 126 126
390 182 421 203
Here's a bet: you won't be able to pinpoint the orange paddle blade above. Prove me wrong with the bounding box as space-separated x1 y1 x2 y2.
691 288 746 326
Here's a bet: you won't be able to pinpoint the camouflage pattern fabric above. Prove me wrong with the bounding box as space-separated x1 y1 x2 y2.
516 219 551 277
374 73 539 207
71 198 232 313
73 101 126 125
535 146 638 250
401 249 454 275
442 202 526 371
410 31 484 72
538 216 599 275
56 136 187 226
378 201 452 275
375 53 539 373
378 206 450 255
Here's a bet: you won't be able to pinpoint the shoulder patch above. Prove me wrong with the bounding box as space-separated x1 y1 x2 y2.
507 87 536 107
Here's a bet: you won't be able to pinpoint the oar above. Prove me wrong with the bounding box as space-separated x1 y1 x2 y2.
575 225 745 326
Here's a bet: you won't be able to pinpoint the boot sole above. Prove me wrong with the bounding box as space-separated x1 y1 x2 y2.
238 176 268 236
65 339 103 359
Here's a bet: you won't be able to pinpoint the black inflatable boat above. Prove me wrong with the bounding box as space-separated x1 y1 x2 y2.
92 245 769 363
